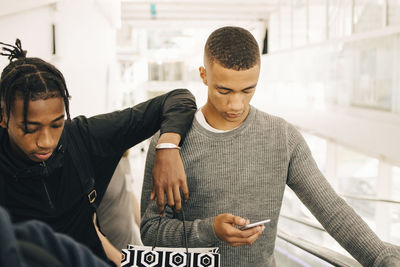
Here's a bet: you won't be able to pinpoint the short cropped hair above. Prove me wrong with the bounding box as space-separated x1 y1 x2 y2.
204 26 260 70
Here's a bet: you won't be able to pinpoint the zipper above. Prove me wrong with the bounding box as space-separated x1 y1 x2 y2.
40 161 55 210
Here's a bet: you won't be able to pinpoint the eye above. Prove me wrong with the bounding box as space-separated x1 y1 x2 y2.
218 89 230 95
51 124 63 129
23 128 38 135
243 88 254 94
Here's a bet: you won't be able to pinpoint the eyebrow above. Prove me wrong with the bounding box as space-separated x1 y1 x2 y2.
216 84 257 91
23 114 65 126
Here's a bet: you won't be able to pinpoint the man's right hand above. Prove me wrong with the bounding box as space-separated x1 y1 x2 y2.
214 213 265 247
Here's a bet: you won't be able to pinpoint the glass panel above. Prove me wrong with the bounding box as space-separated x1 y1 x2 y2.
328 0 353 39
353 0 384 33
341 197 400 244
309 0 327 43
281 188 317 222
275 237 339 266
280 3 292 49
336 146 379 197
393 166 400 201
293 1 307 47
261 30 397 113
348 36 394 111
278 214 350 256
148 62 183 81
269 12 280 52
301 132 327 174
388 0 400 26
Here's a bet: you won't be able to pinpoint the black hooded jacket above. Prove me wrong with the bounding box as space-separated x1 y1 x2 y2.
0 89 196 261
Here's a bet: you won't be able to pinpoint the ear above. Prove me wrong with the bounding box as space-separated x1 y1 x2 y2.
0 107 6 128
199 66 208 86
0 116 6 128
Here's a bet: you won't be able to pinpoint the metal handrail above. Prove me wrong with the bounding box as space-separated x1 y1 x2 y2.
277 229 361 267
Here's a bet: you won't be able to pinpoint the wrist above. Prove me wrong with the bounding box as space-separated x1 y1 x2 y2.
155 143 181 150
199 217 219 244
158 132 181 145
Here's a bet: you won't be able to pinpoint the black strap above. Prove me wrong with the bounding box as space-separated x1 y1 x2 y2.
66 127 97 210
0 176 5 206
153 206 190 267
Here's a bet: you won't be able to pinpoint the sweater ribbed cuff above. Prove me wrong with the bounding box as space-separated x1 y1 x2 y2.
372 246 400 267
197 217 219 245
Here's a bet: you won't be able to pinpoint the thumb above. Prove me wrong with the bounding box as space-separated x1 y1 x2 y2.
150 189 155 200
232 215 248 226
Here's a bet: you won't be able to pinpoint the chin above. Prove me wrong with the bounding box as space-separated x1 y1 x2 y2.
225 116 243 122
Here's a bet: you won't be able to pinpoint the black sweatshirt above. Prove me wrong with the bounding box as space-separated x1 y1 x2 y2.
0 89 197 261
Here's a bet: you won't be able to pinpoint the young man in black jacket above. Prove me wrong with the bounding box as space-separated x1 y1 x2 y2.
0 40 196 266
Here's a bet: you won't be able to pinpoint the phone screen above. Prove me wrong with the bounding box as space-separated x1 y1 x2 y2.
238 219 271 230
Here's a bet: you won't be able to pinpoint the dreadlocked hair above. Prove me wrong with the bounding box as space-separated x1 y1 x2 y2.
0 39 71 130
205 26 260 71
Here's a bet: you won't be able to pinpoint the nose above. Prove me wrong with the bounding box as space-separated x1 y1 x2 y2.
228 93 244 112
36 128 55 150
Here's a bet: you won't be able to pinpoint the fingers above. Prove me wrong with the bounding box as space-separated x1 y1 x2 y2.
153 183 186 214
181 180 189 202
166 187 175 207
214 214 265 247
92 213 97 225
173 185 182 212
156 187 165 214
227 225 265 246
232 216 249 227
151 148 189 214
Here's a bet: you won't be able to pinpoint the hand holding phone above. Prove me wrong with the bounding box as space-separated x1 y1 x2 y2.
238 219 271 230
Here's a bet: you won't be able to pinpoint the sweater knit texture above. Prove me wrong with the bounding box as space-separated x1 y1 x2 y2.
141 106 398 267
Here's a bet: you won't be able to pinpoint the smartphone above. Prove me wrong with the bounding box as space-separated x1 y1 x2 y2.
238 219 271 230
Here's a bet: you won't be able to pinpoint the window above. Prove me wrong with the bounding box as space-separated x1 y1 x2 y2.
353 0 384 33
337 146 378 197
302 132 327 174
148 62 183 81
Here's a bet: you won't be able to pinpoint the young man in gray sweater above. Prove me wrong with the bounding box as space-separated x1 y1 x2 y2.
141 26 400 266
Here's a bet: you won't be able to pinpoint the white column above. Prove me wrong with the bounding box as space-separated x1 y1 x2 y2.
326 140 338 189
375 160 392 241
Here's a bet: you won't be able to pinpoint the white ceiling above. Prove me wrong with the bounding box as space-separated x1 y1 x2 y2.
121 0 279 27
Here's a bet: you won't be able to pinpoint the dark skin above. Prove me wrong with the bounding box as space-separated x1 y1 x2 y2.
151 133 189 214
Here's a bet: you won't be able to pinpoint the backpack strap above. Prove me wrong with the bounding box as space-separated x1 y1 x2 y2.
66 126 97 210
0 176 5 206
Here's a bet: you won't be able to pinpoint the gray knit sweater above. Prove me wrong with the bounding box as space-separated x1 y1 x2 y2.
141 106 399 266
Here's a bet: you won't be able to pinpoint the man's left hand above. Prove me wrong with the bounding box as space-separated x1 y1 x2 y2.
151 133 189 214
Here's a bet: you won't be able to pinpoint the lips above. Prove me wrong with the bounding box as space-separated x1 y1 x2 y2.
33 151 53 161
226 113 242 118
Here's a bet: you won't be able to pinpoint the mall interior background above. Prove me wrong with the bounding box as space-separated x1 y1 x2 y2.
0 0 399 265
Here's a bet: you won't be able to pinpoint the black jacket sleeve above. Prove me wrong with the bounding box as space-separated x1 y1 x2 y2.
0 206 110 267
72 88 197 157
